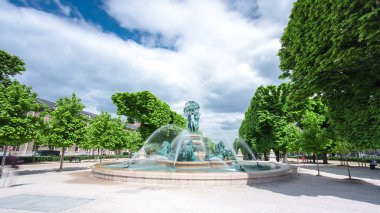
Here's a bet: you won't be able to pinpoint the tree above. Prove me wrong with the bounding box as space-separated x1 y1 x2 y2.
241 83 295 161
299 109 331 176
279 0 380 149
0 50 26 84
299 100 337 173
300 98 335 164
112 91 186 141
85 112 142 162
46 94 87 171
333 138 354 179
0 81 39 176
32 107 52 162
278 123 302 163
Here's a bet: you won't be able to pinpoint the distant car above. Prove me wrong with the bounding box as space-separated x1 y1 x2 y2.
35 150 60 156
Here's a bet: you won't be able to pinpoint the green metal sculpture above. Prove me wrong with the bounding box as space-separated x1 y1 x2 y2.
205 141 235 160
177 140 199 161
158 141 171 158
184 101 200 133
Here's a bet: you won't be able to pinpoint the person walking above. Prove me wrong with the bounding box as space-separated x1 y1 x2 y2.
1 154 19 187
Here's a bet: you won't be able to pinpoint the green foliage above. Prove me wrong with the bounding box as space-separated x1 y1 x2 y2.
328 91 380 150
279 0 380 149
333 139 353 156
112 91 186 140
144 143 160 155
205 137 216 154
147 124 184 146
46 94 87 148
170 111 186 127
0 81 39 146
0 154 130 163
0 50 25 84
33 108 52 148
299 110 325 153
241 83 296 154
85 112 142 152
299 98 335 155
279 123 302 153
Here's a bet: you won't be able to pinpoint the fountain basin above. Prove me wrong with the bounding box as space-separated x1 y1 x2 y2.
156 160 234 168
92 161 292 185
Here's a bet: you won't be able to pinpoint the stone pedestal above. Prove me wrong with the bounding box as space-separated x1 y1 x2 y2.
269 149 276 162
187 133 205 161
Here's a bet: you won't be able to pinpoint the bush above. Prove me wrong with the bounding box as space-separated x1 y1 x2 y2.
0 154 130 164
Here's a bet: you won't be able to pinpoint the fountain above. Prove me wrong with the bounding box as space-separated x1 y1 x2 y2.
92 101 292 185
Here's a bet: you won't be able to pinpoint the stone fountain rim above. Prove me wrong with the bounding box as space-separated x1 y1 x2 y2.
91 161 292 185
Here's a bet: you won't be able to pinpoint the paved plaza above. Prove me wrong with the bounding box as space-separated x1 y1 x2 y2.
0 160 379 213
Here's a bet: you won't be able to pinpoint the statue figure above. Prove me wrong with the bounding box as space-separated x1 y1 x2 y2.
184 101 200 132
177 140 199 161
205 141 236 160
158 141 171 158
214 141 226 159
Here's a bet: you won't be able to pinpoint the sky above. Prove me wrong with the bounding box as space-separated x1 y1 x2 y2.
0 0 294 144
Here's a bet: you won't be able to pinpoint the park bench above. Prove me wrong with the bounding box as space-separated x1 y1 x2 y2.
69 157 81 163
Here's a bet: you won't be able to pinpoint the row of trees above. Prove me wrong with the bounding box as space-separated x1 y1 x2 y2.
1 49 185 173
239 84 331 160
240 0 380 177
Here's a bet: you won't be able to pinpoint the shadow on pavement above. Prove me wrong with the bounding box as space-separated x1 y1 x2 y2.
253 172 380 206
300 164 380 180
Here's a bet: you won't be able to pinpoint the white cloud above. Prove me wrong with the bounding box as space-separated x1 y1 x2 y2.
53 0 71 16
0 0 294 141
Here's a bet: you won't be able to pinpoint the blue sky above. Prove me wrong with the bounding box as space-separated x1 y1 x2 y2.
0 0 294 144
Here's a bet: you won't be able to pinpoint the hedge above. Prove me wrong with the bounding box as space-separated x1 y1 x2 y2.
0 154 129 164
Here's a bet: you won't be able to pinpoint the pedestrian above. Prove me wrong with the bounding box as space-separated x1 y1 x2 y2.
1 154 19 187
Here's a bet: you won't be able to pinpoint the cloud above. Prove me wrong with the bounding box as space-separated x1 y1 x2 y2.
53 0 71 16
0 0 294 141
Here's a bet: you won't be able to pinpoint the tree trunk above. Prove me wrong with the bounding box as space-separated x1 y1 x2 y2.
1 145 8 177
315 152 320 176
59 147 65 171
356 152 360 166
322 153 328 164
33 145 39 163
100 149 103 163
282 150 287 163
264 152 268 161
312 153 316 164
275 150 280 162
345 155 351 179
116 150 119 160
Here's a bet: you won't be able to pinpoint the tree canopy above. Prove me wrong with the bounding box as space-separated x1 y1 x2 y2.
47 94 87 148
279 0 380 97
85 112 142 154
46 94 87 170
240 83 295 157
112 91 186 140
0 81 39 146
0 50 26 84
279 0 380 149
